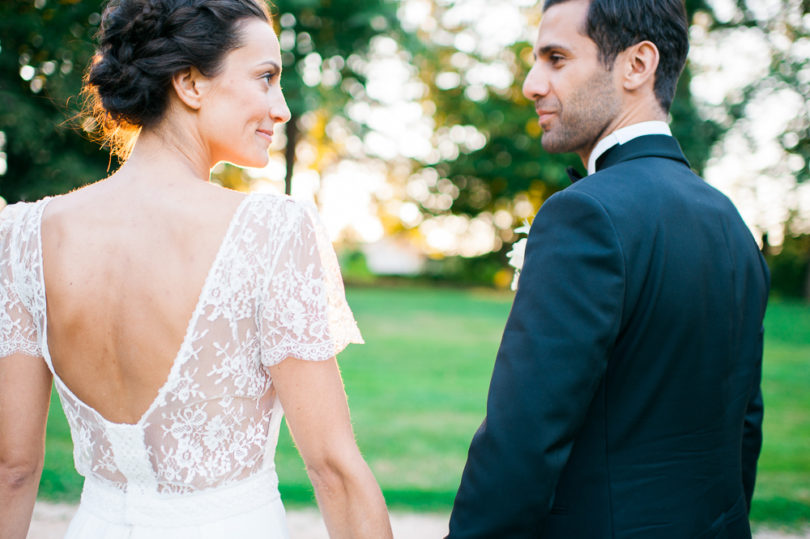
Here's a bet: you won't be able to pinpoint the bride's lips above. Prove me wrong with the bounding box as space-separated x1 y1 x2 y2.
256 129 274 143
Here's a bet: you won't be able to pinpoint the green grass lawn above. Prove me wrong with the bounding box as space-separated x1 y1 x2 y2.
37 286 810 528
749 299 810 528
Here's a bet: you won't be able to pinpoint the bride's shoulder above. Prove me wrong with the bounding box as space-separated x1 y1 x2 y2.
0 197 50 234
247 192 318 225
0 199 53 277
249 191 300 208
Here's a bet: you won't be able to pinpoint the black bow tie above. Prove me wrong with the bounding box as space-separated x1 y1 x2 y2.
566 167 584 183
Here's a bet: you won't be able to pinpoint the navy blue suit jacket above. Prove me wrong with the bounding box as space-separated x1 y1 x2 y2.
448 135 769 538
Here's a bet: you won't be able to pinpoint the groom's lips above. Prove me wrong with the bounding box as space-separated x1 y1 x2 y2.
536 109 556 125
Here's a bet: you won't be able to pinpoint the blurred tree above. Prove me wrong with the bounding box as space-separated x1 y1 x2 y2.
268 0 401 194
0 0 110 203
766 229 810 300
708 0 809 184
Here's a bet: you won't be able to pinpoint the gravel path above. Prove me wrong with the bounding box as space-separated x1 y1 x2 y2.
26 501 449 538
27 501 808 538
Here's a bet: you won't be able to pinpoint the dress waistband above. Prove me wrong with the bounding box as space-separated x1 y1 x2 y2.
79 466 282 527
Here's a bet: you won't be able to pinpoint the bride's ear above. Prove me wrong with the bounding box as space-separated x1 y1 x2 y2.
170 67 210 111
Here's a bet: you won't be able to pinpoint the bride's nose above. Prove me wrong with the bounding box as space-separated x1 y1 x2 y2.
270 91 291 124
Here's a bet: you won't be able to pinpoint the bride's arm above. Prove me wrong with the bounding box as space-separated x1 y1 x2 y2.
268 356 392 539
0 353 52 539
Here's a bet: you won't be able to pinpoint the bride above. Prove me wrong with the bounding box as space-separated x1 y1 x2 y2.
0 0 392 537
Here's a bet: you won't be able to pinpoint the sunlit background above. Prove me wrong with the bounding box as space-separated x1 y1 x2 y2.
1 0 809 293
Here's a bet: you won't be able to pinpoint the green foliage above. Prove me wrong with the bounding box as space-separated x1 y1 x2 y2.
39 287 810 527
669 65 724 174
421 251 505 287
767 233 810 300
338 249 377 284
0 0 110 203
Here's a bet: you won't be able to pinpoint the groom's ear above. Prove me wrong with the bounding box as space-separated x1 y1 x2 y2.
619 40 660 92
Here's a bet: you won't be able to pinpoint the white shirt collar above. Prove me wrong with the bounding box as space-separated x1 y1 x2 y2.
586 121 672 175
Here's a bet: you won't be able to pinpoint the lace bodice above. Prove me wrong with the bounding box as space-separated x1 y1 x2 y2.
0 193 362 496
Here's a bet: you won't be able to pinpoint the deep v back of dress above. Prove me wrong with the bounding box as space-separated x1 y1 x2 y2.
40 185 248 425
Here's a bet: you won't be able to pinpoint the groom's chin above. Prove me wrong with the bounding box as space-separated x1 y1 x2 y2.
540 133 566 154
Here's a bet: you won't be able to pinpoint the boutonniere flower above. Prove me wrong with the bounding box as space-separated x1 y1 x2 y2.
506 222 531 291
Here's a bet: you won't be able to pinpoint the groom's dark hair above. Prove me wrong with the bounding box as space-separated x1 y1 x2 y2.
544 0 689 113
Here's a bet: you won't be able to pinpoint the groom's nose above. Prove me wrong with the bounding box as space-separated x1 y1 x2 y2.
523 63 549 101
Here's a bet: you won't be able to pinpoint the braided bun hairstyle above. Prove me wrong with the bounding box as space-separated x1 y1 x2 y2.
83 0 269 157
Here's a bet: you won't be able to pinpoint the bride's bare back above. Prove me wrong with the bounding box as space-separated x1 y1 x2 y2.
41 178 246 424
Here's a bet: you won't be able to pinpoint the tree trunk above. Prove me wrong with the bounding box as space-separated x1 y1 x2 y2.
803 260 810 302
284 113 298 196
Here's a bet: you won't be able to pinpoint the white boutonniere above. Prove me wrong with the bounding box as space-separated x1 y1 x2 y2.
506 222 531 291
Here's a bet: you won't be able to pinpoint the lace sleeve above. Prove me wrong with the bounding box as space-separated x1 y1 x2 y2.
0 205 42 359
258 200 363 367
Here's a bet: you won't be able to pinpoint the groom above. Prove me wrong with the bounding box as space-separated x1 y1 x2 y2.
447 0 770 537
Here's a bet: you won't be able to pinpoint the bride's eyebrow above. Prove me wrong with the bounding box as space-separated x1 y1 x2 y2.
257 60 281 73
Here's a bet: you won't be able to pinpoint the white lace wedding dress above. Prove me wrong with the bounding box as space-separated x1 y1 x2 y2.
0 193 363 538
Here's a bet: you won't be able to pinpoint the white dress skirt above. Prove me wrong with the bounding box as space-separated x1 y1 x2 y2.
64 467 290 539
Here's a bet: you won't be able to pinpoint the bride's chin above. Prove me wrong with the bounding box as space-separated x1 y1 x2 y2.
220 152 269 170
249 153 270 169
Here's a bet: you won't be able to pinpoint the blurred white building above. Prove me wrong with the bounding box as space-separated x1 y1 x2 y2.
362 238 426 275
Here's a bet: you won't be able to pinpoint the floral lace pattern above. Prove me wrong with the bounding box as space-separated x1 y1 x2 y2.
0 194 362 496
0 203 44 359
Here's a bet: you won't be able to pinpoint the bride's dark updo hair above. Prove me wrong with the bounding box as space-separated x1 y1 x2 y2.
83 0 269 156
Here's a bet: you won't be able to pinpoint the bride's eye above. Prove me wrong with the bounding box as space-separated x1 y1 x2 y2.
261 71 280 85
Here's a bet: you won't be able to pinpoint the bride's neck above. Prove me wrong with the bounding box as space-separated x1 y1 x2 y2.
114 124 212 187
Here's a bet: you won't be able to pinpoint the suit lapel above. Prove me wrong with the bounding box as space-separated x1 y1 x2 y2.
595 135 691 172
